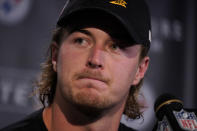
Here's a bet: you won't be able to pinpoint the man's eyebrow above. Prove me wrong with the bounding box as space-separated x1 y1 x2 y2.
74 29 93 37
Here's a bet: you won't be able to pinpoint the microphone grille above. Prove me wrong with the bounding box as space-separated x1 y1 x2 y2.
154 93 183 113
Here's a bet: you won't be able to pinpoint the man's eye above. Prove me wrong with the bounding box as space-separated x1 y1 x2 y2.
74 38 87 45
110 43 120 50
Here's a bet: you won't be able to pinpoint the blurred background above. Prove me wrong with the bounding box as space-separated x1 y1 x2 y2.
0 0 196 130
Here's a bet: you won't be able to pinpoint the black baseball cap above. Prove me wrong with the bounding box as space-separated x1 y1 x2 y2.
57 0 151 47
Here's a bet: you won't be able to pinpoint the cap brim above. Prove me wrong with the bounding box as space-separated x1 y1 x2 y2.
57 7 140 44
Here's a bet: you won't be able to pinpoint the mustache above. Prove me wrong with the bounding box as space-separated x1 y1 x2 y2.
74 69 110 84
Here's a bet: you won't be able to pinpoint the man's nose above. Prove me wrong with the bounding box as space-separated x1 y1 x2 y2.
86 46 104 69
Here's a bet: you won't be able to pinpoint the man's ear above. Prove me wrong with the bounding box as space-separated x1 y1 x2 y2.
132 56 150 85
51 42 59 72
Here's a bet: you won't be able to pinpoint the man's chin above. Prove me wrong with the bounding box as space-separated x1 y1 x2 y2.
69 91 113 114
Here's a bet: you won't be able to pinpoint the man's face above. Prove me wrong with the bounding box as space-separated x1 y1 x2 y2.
52 27 149 110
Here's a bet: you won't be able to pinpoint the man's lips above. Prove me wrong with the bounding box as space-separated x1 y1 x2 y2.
74 69 110 85
78 75 107 84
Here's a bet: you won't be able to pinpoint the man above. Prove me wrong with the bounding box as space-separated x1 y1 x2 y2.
1 0 151 130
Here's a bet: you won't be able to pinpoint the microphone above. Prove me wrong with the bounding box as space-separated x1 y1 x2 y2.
153 93 197 131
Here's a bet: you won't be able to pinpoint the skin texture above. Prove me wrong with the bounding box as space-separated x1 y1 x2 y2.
43 27 149 131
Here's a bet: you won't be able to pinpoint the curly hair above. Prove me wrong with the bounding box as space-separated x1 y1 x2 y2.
36 27 149 119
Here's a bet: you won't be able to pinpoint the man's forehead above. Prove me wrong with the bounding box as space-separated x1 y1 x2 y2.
69 26 135 46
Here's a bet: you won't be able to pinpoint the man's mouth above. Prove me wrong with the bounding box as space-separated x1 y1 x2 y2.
78 75 107 84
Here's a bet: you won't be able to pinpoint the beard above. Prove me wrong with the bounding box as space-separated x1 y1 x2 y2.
58 69 116 117
60 82 115 116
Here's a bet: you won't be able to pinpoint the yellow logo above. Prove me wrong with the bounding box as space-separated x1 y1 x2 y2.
109 0 127 8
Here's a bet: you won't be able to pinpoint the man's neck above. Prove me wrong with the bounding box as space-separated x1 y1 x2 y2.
43 97 126 131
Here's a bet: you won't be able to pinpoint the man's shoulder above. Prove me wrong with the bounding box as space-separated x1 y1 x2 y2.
1 109 135 131
118 123 136 131
0 109 47 131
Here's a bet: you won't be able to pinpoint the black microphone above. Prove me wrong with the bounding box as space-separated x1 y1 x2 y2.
153 93 197 131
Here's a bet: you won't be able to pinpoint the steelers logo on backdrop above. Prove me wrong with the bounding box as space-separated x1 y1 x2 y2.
0 0 32 25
